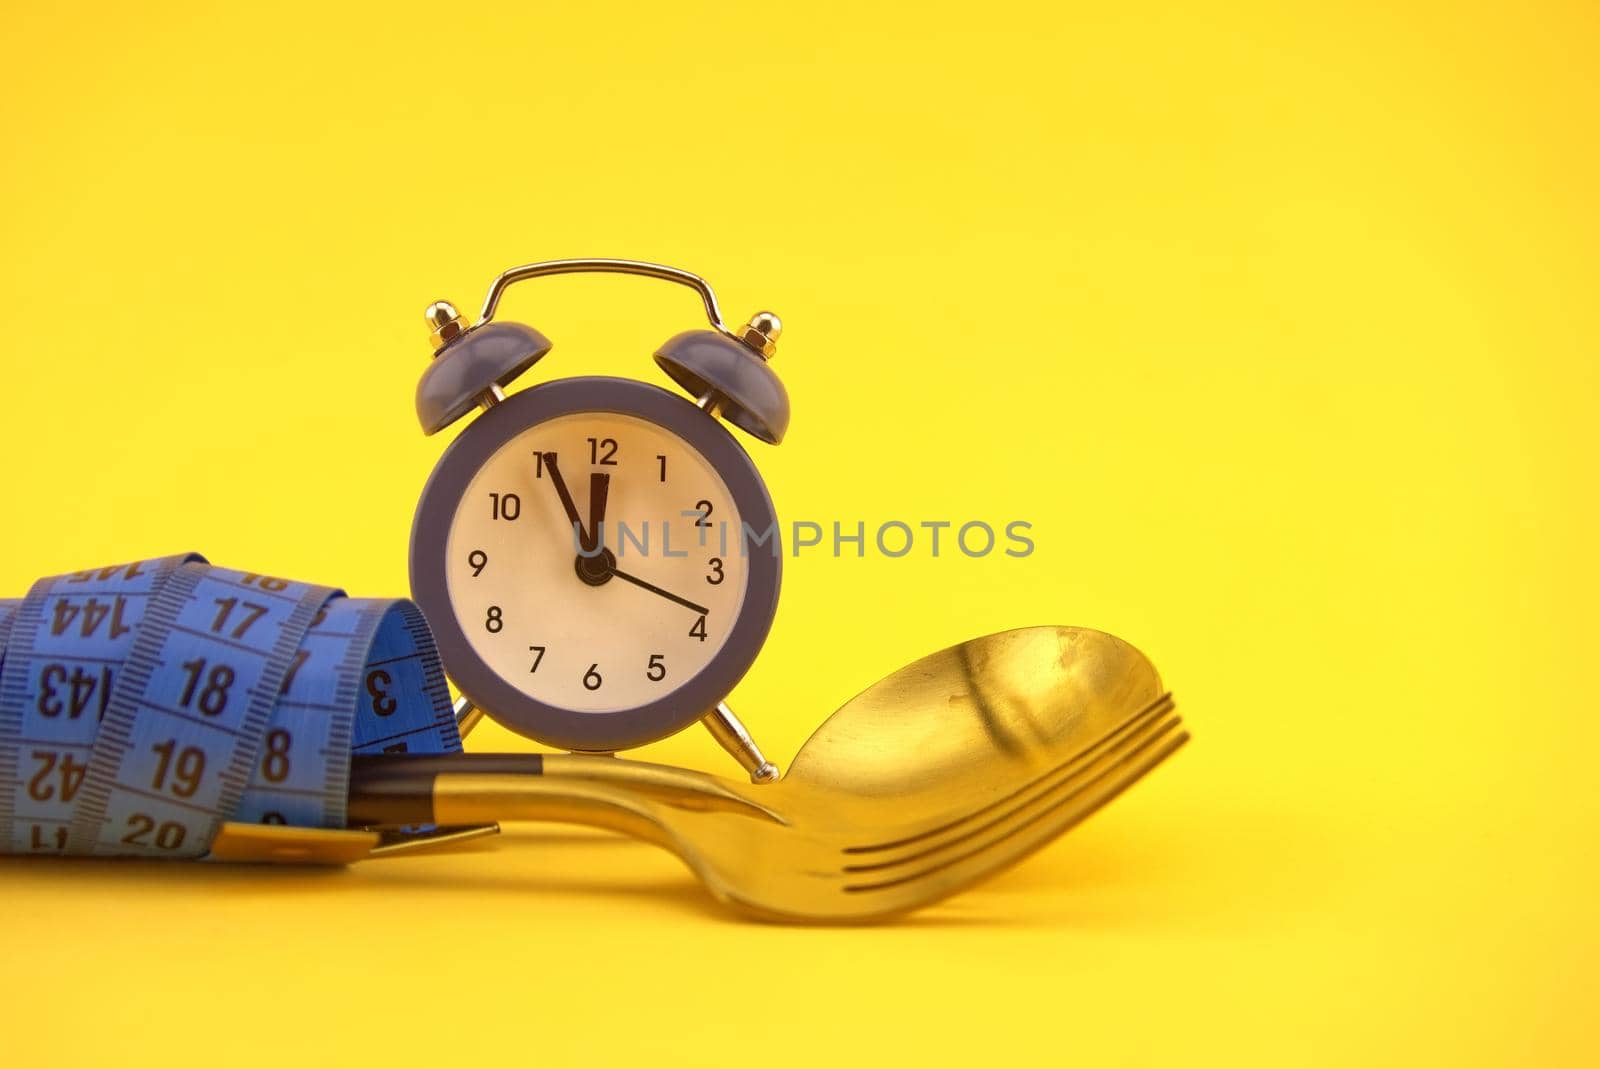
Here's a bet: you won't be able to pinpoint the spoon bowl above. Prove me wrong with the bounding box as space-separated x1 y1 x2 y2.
782 625 1168 817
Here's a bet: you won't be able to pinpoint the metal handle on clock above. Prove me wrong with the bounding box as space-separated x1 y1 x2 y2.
477 258 734 335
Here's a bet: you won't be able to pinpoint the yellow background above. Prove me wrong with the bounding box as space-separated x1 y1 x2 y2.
1 2 1595 1065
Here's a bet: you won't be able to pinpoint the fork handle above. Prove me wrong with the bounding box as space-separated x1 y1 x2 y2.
347 754 545 825
347 752 772 827
347 758 686 851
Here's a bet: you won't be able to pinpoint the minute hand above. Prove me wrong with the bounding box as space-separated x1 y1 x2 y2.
608 566 710 616
541 453 588 547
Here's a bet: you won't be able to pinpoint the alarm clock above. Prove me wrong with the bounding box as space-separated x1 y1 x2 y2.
408 259 788 781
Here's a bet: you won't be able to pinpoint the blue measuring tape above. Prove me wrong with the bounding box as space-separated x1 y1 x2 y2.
0 555 461 858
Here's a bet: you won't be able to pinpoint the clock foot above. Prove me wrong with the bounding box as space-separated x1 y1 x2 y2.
702 702 780 784
453 694 486 739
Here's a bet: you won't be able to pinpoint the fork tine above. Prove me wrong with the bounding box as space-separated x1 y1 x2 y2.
901 724 1189 903
841 716 1187 895
845 692 1175 857
840 707 1182 874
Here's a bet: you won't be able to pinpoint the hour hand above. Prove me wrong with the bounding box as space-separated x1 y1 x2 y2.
585 471 610 553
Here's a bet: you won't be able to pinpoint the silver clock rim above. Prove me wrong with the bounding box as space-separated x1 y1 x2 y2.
409 376 782 752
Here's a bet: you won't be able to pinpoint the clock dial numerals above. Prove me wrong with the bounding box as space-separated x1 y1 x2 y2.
524 651 672 684
445 411 749 715
489 493 521 521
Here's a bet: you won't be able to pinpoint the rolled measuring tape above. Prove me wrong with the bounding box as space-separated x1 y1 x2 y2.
0 554 461 858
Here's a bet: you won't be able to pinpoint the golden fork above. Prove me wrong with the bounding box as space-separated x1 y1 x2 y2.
323 626 1189 922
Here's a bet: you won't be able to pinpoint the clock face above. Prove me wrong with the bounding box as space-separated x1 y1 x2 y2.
443 411 750 715
412 377 782 751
